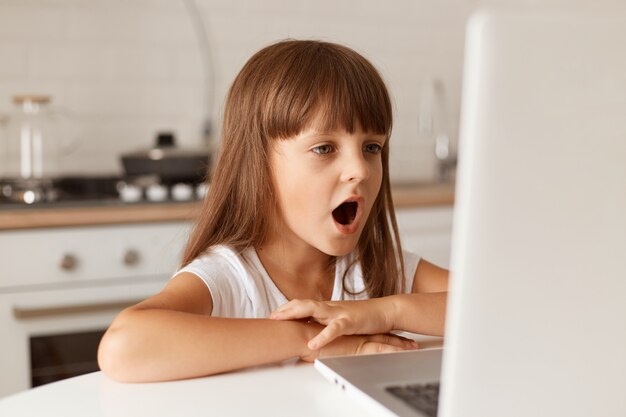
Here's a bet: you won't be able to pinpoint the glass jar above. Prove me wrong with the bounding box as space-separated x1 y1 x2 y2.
0 95 77 179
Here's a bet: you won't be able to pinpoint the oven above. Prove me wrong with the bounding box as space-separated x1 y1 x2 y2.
0 221 190 398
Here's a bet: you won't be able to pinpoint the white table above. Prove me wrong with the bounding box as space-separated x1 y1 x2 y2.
0 361 366 416
0 335 442 416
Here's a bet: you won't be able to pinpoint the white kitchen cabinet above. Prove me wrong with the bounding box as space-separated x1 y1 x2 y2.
0 222 192 289
0 220 191 398
395 206 454 269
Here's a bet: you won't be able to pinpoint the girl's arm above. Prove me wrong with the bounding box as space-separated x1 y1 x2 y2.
270 259 449 350
97 273 417 383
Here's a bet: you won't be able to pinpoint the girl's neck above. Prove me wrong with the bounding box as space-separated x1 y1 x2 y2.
255 238 335 301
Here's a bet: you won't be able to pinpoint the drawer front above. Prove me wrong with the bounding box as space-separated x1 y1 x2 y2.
0 222 191 289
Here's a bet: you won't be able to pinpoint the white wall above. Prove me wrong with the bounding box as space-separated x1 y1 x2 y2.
4 0 606 182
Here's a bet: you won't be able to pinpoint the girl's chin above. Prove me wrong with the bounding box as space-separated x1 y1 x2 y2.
323 248 353 257
320 238 360 257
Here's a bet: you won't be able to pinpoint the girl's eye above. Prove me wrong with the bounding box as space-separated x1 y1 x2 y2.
364 143 383 154
312 145 334 155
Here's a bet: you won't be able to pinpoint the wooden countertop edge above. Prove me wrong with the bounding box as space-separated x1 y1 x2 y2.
0 184 455 230
391 185 455 208
0 203 202 230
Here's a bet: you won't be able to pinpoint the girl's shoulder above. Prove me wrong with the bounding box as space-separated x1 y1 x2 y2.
401 249 421 292
401 249 421 269
190 244 241 261
181 244 252 275
174 245 256 317
175 245 284 318
336 249 421 299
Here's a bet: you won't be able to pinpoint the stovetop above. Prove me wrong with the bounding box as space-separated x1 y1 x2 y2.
0 175 207 209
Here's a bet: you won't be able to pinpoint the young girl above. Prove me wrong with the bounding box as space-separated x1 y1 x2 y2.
98 40 449 383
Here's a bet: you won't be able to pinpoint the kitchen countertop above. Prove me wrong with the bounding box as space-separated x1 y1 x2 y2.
0 182 454 230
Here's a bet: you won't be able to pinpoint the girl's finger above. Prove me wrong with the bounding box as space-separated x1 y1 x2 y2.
308 318 349 350
270 300 299 315
358 342 405 355
271 300 324 320
270 309 307 320
366 334 419 351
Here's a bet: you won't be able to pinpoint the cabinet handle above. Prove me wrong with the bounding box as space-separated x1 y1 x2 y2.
123 249 141 266
13 299 144 319
59 254 78 271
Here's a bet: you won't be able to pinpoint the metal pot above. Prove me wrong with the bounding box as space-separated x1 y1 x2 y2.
120 132 211 184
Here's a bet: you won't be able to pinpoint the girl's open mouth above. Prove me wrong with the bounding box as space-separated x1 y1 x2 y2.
332 198 362 234
332 201 357 225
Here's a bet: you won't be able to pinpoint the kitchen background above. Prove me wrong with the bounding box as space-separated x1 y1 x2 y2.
0 0 475 183
0 0 606 182
0 0 610 400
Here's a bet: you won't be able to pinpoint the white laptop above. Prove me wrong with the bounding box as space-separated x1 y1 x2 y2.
315 7 626 417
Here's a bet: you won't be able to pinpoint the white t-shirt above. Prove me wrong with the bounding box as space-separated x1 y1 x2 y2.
174 245 421 318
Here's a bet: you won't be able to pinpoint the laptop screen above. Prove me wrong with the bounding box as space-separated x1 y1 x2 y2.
440 8 626 417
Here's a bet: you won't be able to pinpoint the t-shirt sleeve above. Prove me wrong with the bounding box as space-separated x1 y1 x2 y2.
172 263 219 315
401 250 421 294
173 256 244 317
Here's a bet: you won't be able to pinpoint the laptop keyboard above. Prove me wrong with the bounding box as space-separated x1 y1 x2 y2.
385 382 440 417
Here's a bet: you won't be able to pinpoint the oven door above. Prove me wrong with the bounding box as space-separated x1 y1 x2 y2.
0 278 165 398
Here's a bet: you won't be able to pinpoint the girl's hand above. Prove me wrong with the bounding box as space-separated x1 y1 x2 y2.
271 298 397 350
299 323 419 362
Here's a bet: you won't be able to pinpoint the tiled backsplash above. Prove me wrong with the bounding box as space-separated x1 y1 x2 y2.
0 0 481 182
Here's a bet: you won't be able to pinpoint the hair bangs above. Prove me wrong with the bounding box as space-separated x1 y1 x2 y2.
262 41 393 140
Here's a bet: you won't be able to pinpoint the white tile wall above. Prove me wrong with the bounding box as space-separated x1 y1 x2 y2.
3 0 609 181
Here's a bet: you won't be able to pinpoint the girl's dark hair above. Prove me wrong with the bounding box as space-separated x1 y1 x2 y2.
182 39 405 297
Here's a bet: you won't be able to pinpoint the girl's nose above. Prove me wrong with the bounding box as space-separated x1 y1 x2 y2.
340 153 370 183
